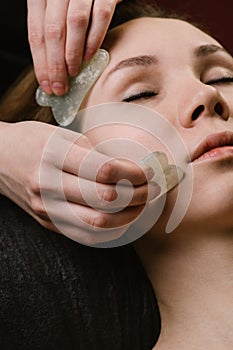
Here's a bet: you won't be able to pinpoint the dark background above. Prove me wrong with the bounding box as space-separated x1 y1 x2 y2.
158 0 233 53
0 0 232 98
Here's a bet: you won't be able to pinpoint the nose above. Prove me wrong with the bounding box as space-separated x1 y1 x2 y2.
178 82 230 128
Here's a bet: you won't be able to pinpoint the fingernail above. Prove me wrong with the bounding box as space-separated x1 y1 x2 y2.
52 82 66 96
148 182 161 200
158 165 184 197
68 65 79 77
40 80 52 95
145 167 155 181
166 165 184 189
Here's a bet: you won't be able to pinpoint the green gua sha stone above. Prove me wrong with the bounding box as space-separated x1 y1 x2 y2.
140 151 184 198
35 49 109 126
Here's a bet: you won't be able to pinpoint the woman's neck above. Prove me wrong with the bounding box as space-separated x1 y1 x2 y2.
134 229 233 350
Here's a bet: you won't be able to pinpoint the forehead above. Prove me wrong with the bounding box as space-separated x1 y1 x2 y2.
103 17 219 58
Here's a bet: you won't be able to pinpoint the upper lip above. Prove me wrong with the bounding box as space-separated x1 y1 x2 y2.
191 131 233 162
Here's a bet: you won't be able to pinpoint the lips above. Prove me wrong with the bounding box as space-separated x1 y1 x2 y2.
191 131 233 163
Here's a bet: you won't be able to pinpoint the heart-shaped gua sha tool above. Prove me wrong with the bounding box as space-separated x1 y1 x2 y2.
140 151 184 198
35 49 109 126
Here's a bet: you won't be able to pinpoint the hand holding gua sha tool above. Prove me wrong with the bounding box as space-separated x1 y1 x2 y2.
36 49 109 126
36 49 189 247
140 151 184 198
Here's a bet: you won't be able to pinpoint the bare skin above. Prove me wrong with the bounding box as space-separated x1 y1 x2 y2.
81 17 233 348
27 0 122 95
0 120 159 245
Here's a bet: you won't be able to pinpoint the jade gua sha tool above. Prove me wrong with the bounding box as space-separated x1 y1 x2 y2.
36 48 183 196
36 49 109 126
140 151 184 197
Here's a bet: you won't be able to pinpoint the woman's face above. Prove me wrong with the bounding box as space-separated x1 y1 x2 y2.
82 17 233 234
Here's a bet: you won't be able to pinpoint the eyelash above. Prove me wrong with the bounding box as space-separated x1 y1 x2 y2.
122 90 157 102
205 76 233 85
122 76 233 103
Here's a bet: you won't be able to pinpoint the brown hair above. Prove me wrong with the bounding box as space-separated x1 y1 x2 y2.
0 67 56 124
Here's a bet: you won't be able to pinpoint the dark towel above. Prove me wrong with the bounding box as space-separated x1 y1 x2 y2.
0 195 160 350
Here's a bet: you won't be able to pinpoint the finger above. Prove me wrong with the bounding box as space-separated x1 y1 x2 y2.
27 0 52 94
61 173 160 209
44 0 69 95
67 135 154 185
62 140 153 185
84 0 118 60
29 190 144 245
47 199 144 230
33 205 130 246
41 130 154 187
73 203 144 229
66 0 93 77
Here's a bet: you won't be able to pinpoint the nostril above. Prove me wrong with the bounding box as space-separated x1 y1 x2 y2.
192 105 204 120
214 102 223 116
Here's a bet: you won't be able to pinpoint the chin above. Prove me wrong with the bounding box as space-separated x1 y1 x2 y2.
143 162 233 239
179 181 233 233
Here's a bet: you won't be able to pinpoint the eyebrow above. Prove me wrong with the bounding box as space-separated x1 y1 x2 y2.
194 44 229 57
105 54 158 77
104 45 231 82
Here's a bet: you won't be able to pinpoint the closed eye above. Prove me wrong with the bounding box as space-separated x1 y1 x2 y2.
206 76 233 85
122 90 157 102
121 77 233 102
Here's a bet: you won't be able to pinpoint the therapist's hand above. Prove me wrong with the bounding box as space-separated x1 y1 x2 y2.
0 121 159 245
27 0 122 96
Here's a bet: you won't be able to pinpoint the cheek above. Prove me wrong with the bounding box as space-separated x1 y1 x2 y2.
84 125 174 162
133 133 175 163
80 76 119 108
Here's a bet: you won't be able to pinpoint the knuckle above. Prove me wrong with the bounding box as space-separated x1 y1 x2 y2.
80 134 93 148
95 6 112 21
67 11 89 27
76 133 88 144
100 187 117 203
89 212 109 228
30 197 46 218
27 172 47 218
66 50 81 63
45 23 64 41
98 162 117 182
49 63 64 76
29 172 41 196
28 30 45 47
